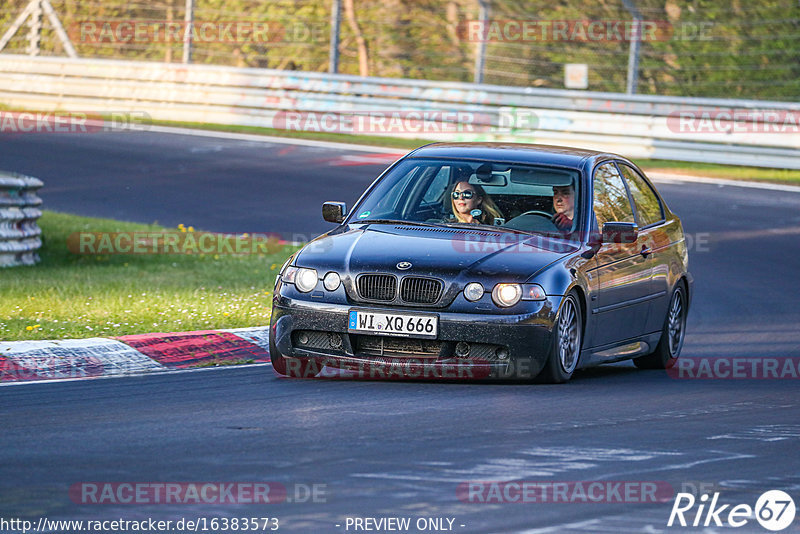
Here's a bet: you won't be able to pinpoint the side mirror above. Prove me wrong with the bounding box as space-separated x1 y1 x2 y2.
322 201 347 224
602 222 639 244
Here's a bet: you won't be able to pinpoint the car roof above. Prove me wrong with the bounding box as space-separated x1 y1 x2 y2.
407 142 619 169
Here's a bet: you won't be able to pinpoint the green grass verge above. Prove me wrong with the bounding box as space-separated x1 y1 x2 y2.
632 159 800 184
148 119 800 184
0 211 298 341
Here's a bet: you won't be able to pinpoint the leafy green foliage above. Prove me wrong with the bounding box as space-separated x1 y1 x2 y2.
1 0 796 99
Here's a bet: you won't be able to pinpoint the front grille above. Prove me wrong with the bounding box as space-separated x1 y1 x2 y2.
354 335 442 358
357 274 397 301
400 276 443 304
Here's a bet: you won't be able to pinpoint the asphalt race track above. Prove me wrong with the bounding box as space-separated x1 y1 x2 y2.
0 129 397 240
2 129 800 533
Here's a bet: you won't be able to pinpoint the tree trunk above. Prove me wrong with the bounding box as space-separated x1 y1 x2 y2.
343 0 369 76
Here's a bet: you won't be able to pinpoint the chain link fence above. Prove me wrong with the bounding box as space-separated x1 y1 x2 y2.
1 0 798 101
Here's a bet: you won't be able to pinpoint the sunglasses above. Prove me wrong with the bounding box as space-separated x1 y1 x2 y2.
452 190 475 200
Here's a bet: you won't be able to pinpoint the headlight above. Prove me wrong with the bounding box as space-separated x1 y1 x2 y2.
492 283 522 307
323 271 341 291
284 266 318 292
463 282 484 302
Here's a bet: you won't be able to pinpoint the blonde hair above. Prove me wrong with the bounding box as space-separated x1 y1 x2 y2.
450 182 503 225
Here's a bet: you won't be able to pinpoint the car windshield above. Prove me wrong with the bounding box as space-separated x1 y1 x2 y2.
350 158 581 236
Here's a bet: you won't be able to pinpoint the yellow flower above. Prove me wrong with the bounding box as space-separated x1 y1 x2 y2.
34 324 40 328
26 326 33 331
188 226 195 232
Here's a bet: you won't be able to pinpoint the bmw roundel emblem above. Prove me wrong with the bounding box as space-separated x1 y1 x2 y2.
396 261 412 270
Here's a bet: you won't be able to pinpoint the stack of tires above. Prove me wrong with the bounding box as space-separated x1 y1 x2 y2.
0 171 43 267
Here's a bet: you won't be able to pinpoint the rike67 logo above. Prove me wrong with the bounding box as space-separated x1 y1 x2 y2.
668 490 796 531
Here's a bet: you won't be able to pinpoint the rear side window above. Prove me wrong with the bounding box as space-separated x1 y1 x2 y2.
593 162 634 226
618 164 664 227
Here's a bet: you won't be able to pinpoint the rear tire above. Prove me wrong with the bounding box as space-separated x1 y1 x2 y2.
539 292 583 384
634 284 687 369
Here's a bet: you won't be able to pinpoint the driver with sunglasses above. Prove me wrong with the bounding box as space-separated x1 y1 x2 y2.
449 181 503 225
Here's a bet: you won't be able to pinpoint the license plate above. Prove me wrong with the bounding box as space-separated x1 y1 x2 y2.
348 310 438 339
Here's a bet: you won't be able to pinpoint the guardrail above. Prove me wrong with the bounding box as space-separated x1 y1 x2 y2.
0 54 798 168
0 171 43 268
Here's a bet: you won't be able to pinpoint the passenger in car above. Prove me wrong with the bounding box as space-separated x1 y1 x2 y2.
449 181 503 225
552 184 575 231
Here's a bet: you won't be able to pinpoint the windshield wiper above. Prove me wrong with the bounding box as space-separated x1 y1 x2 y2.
358 219 444 228
357 219 568 240
360 219 544 237
438 221 532 236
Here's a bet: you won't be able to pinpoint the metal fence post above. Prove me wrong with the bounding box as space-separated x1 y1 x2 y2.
329 0 341 74
622 0 641 95
0 172 43 268
473 0 489 84
182 0 193 64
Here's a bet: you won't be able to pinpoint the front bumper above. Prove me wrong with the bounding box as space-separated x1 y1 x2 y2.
270 293 560 380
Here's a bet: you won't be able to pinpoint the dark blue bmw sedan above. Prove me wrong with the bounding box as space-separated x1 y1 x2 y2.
269 143 692 382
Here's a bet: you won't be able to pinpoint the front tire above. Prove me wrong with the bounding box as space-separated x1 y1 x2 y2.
539 292 583 383
634 284 687 369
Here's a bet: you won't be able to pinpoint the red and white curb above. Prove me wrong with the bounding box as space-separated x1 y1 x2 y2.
0 327 272 384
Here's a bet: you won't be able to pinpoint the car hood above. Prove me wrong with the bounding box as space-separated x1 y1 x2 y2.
296 224 578 283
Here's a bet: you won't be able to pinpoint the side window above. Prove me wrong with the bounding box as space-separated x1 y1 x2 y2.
593 162 634 227
423 166 451 204
618 164 664 227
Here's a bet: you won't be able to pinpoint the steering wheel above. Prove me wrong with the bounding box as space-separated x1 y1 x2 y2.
516 210 553 219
